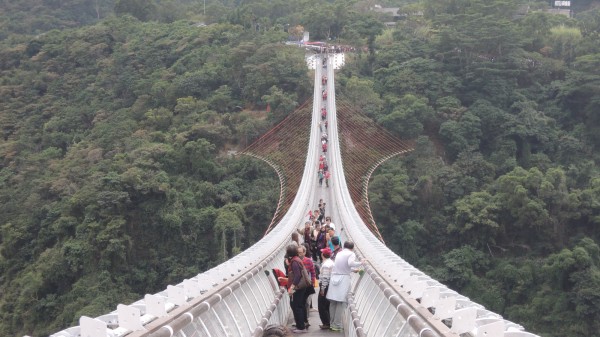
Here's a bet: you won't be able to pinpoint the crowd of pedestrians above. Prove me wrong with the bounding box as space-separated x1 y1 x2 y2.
318 72 331 188
318 155 331 187
276 209 365 333
273 64 367 333
314 45 355 54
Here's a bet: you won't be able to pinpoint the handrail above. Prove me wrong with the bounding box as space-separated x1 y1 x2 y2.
323 60 447 337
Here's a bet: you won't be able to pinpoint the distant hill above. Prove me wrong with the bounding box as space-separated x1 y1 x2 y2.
0 0 206 39
0 0 115 38
0 14 310 335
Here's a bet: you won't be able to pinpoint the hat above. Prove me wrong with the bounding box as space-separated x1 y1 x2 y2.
328 223 336 231
320 248 332 257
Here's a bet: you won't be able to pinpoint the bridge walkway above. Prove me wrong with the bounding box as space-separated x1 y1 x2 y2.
305 303 335 336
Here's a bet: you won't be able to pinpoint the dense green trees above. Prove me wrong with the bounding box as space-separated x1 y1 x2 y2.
335 1 600 336
0 0 116 38
0 2 394 335
0 13 309 336
2 0 600 336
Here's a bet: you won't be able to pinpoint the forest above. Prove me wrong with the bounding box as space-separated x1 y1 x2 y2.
1 0 599 336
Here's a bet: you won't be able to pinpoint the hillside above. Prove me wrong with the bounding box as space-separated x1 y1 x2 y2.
339 1 600 336
0 16 312 336
1 0 600 336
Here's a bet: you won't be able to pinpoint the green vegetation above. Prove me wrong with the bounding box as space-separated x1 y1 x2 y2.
1 0 600 336
0 0 390 335
335 1 600 336
0 11 312 337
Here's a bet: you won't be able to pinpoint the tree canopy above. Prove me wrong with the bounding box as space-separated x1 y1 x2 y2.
2 0 600 336
337 1 600 336
0 13 310 337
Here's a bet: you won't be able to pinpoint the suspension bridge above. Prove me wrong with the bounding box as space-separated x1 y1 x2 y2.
50 54 540 337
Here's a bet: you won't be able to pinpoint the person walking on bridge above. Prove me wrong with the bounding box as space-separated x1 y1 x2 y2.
318 247 334 329
316 225 328 263
326 241 365 332
299 244 316 328
318 169 324 186
329 236 342 260
286 245 310 333
311 221 321 261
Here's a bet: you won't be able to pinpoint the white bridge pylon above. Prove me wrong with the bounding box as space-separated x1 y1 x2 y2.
50 54 540 337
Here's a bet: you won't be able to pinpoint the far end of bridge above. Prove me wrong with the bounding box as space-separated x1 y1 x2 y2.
306 53 345 70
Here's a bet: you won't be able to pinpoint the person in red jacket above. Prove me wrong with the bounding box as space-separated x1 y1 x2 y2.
273 268 288 288
322 142 328 153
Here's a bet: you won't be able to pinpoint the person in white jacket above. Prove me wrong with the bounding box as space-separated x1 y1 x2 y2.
325 241 365 332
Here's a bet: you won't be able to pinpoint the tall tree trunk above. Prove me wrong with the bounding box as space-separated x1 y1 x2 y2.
233 229 238 250
95 0 101 19
222 229 227 261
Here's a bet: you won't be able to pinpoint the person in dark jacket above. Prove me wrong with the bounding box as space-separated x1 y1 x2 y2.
286 245 309 333
299 244 316 327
